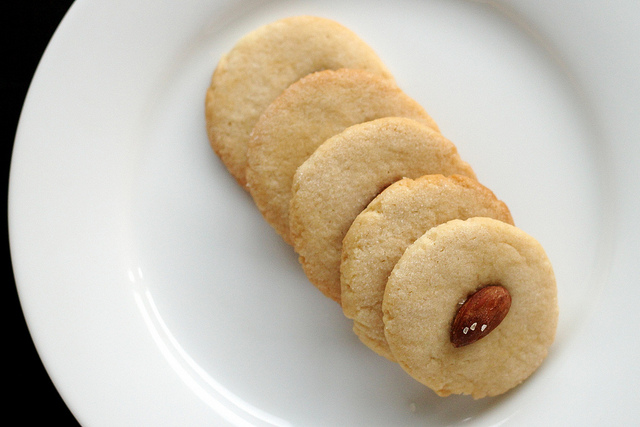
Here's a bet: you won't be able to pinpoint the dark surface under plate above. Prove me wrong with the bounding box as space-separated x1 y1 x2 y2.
6 1 78 425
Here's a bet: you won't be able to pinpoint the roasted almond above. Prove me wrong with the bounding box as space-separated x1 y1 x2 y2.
450 285 511 348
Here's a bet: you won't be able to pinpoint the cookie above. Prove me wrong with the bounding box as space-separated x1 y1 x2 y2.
246 69 439 244
341 174 514 360
289 117 475 303
382 217 558 398
205 16 394 187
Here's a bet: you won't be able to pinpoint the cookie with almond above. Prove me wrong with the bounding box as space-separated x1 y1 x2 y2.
382 217 558 398
341 174 513 360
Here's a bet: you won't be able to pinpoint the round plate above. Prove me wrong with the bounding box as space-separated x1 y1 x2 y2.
10 0 640 425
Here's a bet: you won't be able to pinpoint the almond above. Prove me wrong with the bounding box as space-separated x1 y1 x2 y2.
450 285 511 348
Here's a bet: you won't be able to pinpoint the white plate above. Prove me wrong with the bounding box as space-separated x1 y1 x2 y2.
9 0 640 425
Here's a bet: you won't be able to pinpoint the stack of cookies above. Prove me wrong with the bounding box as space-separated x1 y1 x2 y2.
205 16 558 399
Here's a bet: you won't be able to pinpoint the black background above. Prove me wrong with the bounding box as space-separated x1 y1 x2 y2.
6 1 80 425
